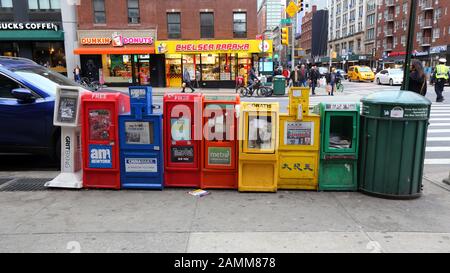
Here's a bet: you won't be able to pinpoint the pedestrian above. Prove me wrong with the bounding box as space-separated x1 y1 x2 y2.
431 58 449 102
290 65 299 87
73 65 81 83
182 68 195 93
298 64 309 87
248 66 259 92
309 65 320 95
326 67 337 96
195 68 201 88
408 59 427 96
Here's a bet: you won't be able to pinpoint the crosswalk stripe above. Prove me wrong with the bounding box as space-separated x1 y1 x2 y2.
428 129 450 133
424 159 450 165
430 114 450 117
426 147 450 152
427 137 450 141
431 110 450 113
429 123 450 126
430 118 450 121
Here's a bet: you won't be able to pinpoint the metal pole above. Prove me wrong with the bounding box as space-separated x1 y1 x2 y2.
401 0 417 91
291 0 297 68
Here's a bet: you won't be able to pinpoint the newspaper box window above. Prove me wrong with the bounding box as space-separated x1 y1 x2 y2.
45 86 89 189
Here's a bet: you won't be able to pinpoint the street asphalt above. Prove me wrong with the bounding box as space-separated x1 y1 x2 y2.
0 81 449 253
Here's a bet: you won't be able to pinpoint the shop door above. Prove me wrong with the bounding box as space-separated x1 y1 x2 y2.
135 56 150 86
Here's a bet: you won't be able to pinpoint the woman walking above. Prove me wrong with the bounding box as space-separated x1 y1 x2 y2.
408 59 427 96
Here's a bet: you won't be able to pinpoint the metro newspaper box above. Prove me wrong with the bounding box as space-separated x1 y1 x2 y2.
81 91 130 189
238 102 279 192
119 86 163 190
278 87 320 190
163 93 203 188
313 102 360 191
46 86 90 189
201 94 240 189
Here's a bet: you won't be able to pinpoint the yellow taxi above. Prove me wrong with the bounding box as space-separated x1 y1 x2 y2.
348 66 375 82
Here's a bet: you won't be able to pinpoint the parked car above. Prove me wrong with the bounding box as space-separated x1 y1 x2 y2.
375 68 404 86
0 57 87 161
348 65 375 82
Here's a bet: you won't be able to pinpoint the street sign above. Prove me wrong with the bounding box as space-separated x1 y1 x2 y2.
281 18 292 25
286 1 299 18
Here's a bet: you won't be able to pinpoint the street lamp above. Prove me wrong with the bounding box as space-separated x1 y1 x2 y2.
401 0 418 91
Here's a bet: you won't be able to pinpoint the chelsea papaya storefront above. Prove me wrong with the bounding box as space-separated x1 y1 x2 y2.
155 40 272 88
74 29 164 87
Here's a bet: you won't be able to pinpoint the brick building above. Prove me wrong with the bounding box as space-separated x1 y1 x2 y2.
299 5 317 61
376 0 450 69
75 0 267 88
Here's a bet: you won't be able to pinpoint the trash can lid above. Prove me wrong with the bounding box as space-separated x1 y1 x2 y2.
274 75 286 78
361 90 432 106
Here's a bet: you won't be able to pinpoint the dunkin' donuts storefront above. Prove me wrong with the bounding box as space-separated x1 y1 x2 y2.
155 40 272 88
74 29 165 87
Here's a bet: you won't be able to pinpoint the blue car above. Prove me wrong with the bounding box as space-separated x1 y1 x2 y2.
0 57 84 161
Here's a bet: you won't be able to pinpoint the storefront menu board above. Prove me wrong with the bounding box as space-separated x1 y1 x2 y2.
54 86 82 127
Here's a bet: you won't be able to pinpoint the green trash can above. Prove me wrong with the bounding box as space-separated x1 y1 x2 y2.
273 75 286 96
359 91 432 199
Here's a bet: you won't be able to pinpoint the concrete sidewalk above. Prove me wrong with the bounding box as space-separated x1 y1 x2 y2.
113 87 242 96
1 174 450 253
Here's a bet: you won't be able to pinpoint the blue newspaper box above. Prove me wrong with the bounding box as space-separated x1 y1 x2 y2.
119 86 164 190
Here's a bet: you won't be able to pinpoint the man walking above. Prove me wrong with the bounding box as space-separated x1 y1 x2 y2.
432 58 449 102
290 65 300 87
298 64 309 87
182 68 195 93
309 65 320 95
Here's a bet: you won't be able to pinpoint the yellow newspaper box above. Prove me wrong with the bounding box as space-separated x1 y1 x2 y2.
239 102 279 192
278 87 320 190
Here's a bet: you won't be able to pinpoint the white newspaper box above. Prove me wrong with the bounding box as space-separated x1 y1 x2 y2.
45 86 87 189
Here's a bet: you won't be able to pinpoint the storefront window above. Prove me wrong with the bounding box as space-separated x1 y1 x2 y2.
32 42 66 75
166 54 182 87
105 54 132 84
219 54 232 81
238 53 252 83
202 54 220 81
182 54 197 81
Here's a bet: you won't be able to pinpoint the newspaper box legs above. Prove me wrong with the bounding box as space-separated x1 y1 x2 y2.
163 93 203 188
238 102 279 192
81 92 130 189
201 95 240 189
46 86 89 189
119 86 164 190
278 87 321 190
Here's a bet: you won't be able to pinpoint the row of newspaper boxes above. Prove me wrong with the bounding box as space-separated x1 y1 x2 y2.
46 86 360 192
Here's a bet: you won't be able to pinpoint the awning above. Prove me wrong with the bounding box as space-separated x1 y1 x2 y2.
0 30 64 41
74 47 155 55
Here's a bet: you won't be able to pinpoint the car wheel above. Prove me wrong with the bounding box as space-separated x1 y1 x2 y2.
389 79 394 86
376 78 381 85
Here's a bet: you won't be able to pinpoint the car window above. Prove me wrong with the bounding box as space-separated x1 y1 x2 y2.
359 67 371 72
12 66 79 96
0 74 21 99
381 70 387 74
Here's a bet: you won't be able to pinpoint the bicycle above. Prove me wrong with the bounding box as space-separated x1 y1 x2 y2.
336 77 344 93
237 80 271 97
80 77 103 91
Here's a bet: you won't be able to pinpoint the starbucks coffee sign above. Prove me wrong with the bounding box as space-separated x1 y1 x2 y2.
0 22 59 31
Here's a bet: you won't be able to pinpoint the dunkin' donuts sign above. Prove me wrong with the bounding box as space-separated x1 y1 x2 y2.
80 31 155 46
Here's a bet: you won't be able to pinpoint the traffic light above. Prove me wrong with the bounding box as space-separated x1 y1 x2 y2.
281 27 289 46
298 0 304 12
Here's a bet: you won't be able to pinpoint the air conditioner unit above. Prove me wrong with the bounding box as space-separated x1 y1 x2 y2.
129 17 140 24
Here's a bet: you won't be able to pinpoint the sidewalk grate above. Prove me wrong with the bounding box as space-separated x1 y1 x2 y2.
0 178 12 186
0 178 49 192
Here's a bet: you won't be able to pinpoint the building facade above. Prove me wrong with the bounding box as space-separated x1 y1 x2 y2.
299 5 317 61
376 0 450 69
258 0 284 39
327 0 371 69
0 0 77 77
76 0 264 88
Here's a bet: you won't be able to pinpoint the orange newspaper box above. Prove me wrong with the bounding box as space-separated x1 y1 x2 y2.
201 95 240 189
163 93 203 187
81 91 130 189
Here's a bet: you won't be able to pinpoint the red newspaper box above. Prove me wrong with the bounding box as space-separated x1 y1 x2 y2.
163 93 203 187
81 92 130 189
201 95 240 189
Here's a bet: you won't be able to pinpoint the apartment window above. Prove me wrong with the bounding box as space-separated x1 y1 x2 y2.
128 0 140 24
0 0 13 10
403 3 408 13
233 12 247 38
93 0 106 24
167 13 181 39
433 28 440 40
200 12 214 39
401 35 406 46
28 0 60 10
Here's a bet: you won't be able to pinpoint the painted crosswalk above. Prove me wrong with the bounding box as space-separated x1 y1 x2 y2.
425 104 450 165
